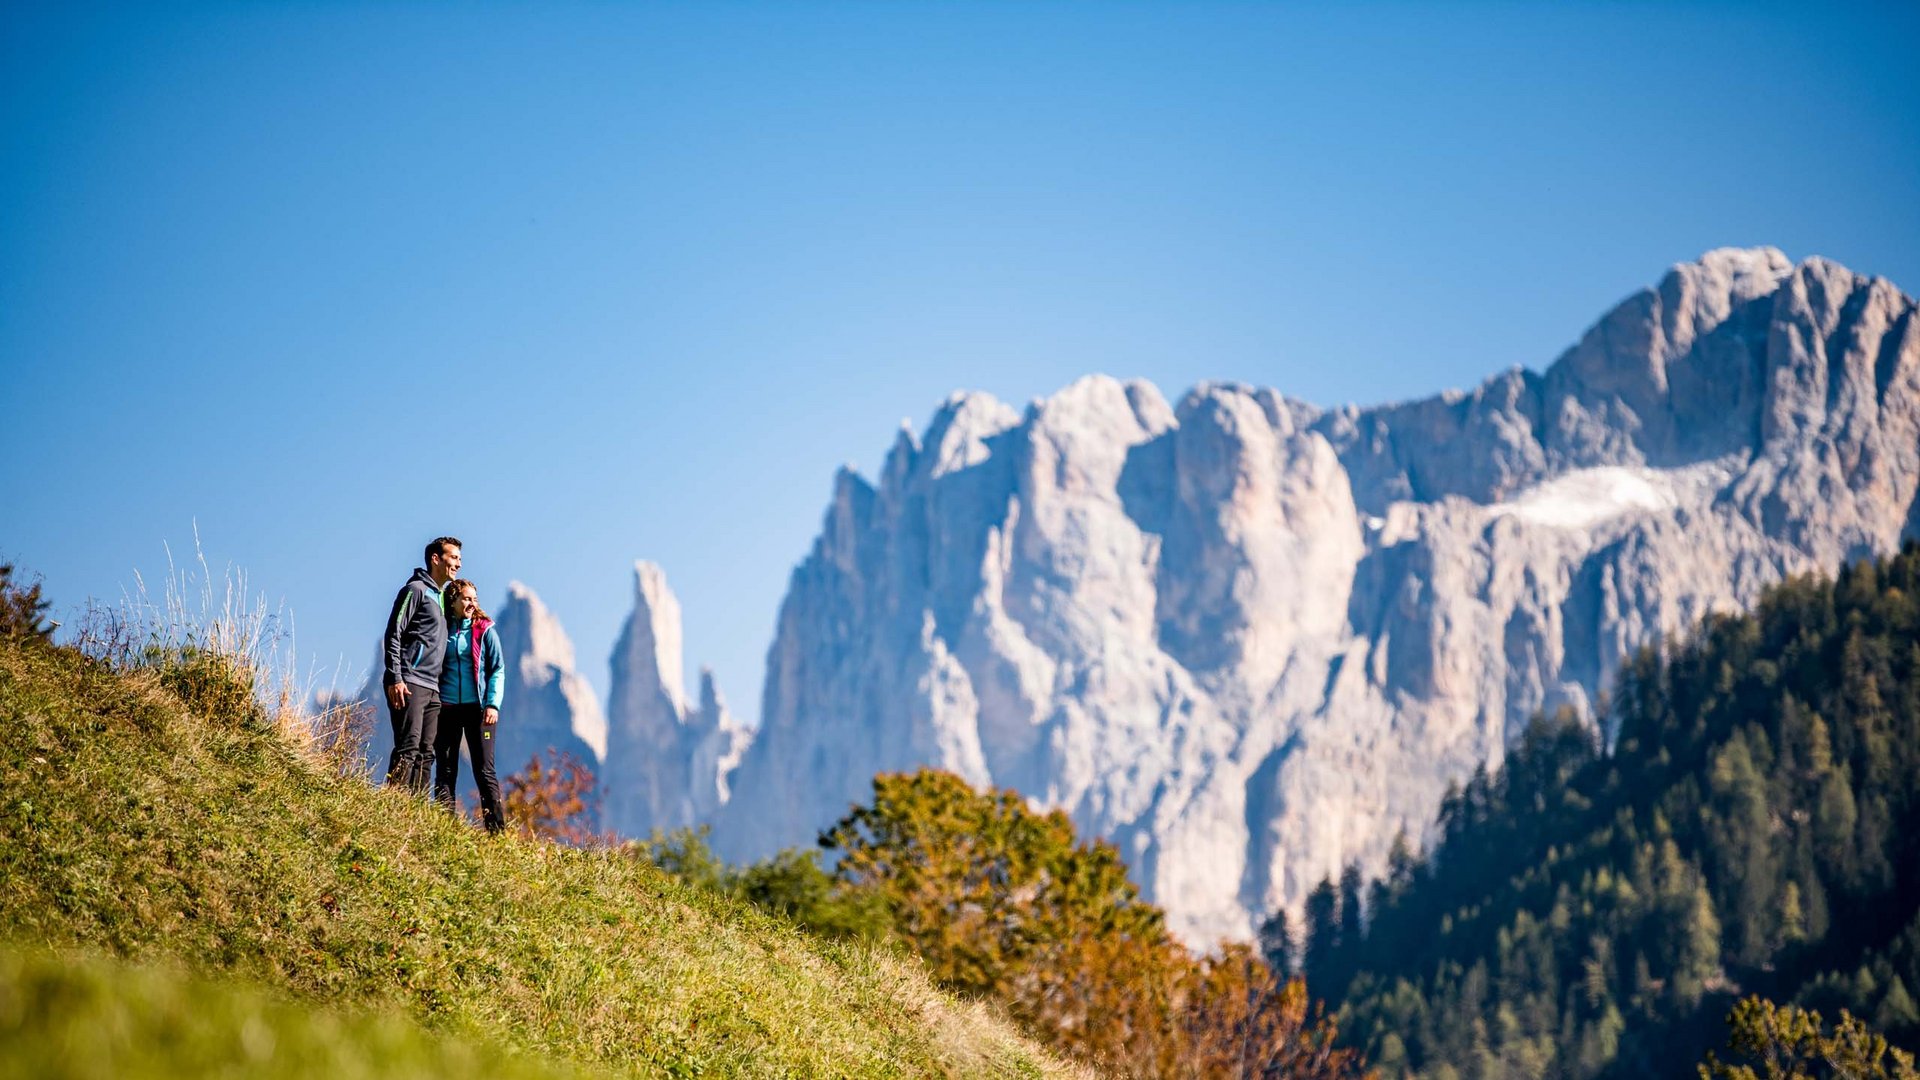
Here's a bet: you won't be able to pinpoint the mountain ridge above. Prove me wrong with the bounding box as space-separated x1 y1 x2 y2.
701 247 1919 945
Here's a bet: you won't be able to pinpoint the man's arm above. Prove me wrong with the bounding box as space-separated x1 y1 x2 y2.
382 583 415 708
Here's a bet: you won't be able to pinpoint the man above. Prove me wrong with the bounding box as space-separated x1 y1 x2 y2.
382 536 461 793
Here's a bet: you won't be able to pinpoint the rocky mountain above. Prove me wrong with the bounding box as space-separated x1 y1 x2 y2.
491 582 608 776
602 562 752 839
697 248 1920 946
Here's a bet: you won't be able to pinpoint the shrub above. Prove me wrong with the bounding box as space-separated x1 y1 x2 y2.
155 645 268 727
640 828 893 943
647 769 1370 1075
733 847 894 941
502 749 602 845
0 564 53 642
822 768 1371 1078
1700 996 1918 1079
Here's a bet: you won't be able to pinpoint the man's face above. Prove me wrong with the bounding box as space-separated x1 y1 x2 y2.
430 546 463 584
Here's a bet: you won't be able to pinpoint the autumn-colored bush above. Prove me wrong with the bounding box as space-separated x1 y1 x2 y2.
823 769 1370 1078
501 749 602 845
1178 946 1370 1079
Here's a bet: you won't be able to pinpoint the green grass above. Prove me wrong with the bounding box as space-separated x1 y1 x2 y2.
0 639 1077 1078
0 946 607 1080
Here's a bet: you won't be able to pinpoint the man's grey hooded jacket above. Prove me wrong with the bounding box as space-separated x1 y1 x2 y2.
383 568 447 690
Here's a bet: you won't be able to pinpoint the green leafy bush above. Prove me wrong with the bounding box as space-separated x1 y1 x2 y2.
1699 997 1917 1080
636 827 893 942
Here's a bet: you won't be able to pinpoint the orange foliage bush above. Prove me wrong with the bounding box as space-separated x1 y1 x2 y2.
501 749 602 846
824 769 1371 1078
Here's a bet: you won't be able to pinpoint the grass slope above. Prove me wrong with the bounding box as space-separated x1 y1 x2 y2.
0 639 1078 1078
0 946 606 1080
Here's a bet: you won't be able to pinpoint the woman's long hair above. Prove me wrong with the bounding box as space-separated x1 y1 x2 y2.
445 578 489 622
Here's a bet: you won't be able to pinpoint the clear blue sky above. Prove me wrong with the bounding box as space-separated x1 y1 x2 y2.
4 2 1917 718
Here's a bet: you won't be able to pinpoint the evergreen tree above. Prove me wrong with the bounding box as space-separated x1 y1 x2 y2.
1338 863 1366 987
1705 731 1780 968
1303 877 1341 994
1330 546 1920 1078
1699 996 1918 1080
1879 978 1920 1036
1260 907 1297 978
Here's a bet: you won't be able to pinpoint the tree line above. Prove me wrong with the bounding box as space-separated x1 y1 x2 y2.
1286 546 1920 1078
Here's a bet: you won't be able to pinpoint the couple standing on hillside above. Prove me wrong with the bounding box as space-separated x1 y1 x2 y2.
382 536 509 834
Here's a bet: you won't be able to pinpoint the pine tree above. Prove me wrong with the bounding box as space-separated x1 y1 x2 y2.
1780 881 1807 949
1705 731 1780 968
1338 863 1365 984
1813 768 1859 883
1329 548 1920 1079
1303 878 1341 994
1260 907 1297 978
1699 996 1920 1080
1879 977 1920 1036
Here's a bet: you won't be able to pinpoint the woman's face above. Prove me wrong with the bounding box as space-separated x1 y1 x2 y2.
456 588 478 618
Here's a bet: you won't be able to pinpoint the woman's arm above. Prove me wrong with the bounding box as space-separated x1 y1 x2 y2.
482 625 506 710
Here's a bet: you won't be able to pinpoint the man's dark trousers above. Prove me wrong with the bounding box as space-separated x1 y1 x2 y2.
433 703 504 833
386 687 442 794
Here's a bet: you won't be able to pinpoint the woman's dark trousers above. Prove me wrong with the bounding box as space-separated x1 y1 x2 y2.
433 702 505 833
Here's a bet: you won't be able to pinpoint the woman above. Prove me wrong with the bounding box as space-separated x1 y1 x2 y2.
433 578 507 834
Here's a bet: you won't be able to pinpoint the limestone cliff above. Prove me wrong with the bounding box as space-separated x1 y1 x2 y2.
701 249 1920 945
603 562 751 838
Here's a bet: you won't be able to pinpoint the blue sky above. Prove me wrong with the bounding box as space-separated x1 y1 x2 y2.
4 2 1917 718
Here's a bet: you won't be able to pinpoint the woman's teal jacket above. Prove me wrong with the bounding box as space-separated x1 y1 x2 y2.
440 616 505 709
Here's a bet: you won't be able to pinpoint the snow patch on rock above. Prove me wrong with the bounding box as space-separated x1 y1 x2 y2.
1485 461 1735 530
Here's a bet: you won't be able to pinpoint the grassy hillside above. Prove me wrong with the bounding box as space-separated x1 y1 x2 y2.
0 946 607 1080
0 635 1080 1078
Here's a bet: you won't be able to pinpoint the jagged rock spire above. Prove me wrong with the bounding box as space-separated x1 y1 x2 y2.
493 582 607 772
604 561 751 838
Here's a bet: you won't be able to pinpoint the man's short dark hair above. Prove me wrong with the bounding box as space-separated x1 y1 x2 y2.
426 536 462 563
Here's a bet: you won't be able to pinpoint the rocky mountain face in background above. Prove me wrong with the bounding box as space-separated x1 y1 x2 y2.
698 248 1920 945
491 583 608 776
602 562 752 839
